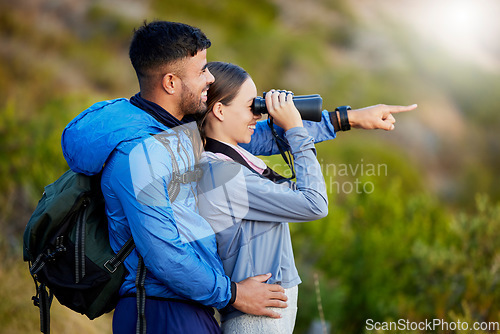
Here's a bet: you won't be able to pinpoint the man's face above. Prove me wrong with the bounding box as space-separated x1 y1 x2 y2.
178 49 215 117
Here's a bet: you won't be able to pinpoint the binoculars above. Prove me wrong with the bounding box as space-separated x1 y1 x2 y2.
251 93 323 122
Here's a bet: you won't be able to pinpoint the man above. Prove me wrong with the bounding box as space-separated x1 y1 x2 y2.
62 21 288 334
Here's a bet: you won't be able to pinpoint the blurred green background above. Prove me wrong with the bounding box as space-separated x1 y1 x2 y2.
1 0 500 333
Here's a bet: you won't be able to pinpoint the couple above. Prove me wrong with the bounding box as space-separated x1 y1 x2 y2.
61 21 416 333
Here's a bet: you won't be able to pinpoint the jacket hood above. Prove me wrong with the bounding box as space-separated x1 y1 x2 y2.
62 98 166 175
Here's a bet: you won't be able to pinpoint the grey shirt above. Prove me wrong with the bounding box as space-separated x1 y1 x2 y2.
197 127 328 320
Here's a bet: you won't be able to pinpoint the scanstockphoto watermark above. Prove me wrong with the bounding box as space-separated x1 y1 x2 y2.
268 159 388 195
365 318 500 332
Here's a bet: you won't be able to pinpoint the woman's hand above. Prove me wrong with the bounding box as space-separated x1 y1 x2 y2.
265 90 303 131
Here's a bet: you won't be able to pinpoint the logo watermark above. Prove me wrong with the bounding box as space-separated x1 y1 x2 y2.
366 318 500 332
267 158 388 195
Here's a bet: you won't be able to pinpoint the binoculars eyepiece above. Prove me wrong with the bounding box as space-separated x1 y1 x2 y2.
251 93 323 122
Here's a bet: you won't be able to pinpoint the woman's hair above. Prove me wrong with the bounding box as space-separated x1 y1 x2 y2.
197 61 250 144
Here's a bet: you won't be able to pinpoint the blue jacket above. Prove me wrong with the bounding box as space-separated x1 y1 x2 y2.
61 98 336 309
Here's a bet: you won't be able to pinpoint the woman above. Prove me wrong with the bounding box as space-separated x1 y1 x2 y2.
197 61 329 333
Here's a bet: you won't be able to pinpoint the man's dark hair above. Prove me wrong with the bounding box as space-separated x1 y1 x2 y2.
129 21 211 80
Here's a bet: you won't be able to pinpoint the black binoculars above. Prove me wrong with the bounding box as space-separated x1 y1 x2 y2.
251 93 323 122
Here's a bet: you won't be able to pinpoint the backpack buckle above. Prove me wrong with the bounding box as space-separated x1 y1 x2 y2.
104 259 118 273
173 168 203 184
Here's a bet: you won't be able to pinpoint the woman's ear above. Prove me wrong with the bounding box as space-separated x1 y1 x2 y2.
212 102 225 122
162 73 177 94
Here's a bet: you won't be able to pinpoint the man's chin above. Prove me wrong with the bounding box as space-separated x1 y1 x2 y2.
181 103 207 117
195 102 208 115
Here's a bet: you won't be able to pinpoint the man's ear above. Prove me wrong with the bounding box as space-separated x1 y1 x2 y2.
162 73 177 94
212 102 224 122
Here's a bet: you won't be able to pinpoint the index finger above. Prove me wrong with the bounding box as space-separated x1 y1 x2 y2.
265 90 275 111
387 104 418 114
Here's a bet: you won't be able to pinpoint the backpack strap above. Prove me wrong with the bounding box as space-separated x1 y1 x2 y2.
35 282 53 334
75 199 88 283
136 255 147 334
104 237 146 334
153 132 203 201
103 236 144 334
152 133 182 201
103 236 135 273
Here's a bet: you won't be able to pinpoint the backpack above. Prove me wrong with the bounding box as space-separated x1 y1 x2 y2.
23 132 203 334
23 170 135 333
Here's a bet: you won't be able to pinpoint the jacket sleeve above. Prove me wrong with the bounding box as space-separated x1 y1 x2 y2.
198 127 328 227
106 137 231 309
239 109 337 156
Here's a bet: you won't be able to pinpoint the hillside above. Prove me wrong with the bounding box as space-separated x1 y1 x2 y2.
1 0 500 333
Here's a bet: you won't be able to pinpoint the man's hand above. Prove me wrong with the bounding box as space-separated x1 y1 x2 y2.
232 273 288 319
348 103 417 131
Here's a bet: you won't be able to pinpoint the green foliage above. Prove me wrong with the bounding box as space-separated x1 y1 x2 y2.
0 94 95 250
292 168 500 333
1 0 499 332
0 95 91 193
409 195 500 321
289 140 443 332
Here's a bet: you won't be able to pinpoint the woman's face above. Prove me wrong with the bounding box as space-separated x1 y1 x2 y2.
219 77 261 145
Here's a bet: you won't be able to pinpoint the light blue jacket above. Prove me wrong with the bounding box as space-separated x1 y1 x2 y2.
198 127 329 320
61 98 336 309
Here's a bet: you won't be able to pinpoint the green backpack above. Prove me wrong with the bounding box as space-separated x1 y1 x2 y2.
23 170 136 333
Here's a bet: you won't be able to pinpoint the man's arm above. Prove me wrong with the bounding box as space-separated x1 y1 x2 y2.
241 104 417 156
